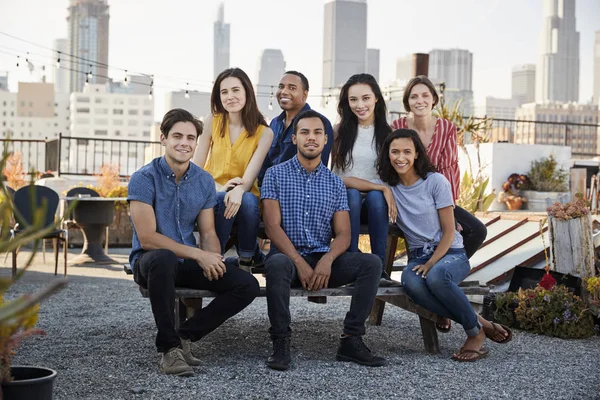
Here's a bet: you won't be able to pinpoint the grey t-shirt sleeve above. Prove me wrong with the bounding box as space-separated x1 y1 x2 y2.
429 173 455 210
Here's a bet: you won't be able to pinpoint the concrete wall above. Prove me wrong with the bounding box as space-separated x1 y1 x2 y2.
459 143 572 211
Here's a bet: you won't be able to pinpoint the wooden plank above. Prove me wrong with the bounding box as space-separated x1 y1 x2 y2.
549 215 595 278
484 215 501 227
570 168 587 200
468 226 548 276
138 284 488 299
479 218 528 249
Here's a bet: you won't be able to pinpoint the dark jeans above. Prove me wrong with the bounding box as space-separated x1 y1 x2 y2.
134 249 260 353
265 250 382 338
454 206 487 259
346 189 388 262
214 191 260 258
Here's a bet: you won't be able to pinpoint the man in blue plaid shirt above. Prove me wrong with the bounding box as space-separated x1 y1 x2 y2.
261 109 386 371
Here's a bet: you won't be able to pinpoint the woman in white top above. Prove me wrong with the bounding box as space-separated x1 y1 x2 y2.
332 73 397 282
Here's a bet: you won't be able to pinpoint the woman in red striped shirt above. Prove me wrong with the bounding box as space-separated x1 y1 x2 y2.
391 77 487 293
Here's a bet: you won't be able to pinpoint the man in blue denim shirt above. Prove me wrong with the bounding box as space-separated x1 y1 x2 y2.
128 109 259 377
257 71 334 187
261 110 385 371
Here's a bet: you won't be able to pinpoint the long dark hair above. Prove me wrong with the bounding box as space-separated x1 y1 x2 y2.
377 129 437 186
333 73 391 172
211 68 267 138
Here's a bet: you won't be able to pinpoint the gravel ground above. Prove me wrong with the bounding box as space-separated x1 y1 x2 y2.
6 249 600 400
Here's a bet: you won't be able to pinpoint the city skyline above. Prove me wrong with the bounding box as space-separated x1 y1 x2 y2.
536 0 580 103
1 0 599 117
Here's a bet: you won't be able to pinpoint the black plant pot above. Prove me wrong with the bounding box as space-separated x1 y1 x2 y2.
1 366 57 400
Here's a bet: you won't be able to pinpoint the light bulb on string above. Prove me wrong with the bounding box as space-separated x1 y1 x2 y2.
123 70 129 86
25 52 29 63
268 86 274 110
16 56 19 68
56 52 61 69
185 83 190 99
87 64 93 80
148 89 153 101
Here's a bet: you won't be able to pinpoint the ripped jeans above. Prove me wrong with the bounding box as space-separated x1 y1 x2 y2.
401 247 480 337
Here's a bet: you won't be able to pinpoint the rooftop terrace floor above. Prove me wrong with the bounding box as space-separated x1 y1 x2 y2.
3 247 600 400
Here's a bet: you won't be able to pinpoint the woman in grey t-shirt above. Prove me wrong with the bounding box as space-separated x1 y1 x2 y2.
375 129 512 362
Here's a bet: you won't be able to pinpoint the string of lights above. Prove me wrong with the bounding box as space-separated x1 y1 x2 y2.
0 31 412 100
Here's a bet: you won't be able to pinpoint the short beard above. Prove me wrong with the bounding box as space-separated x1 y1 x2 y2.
298 148 322 160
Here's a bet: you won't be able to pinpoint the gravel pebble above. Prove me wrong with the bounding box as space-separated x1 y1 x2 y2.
9 273 600 400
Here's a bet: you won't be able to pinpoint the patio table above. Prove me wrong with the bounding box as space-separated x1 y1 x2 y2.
63 196 127 264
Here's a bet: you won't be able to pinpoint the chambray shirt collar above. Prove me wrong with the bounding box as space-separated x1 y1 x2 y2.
273 103 312 134
158 156 192 182
289 155 325 177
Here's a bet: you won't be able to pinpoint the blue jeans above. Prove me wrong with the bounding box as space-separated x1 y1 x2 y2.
214 191 260 258
401 247 480 337
346 189 388 262
265 250 382 338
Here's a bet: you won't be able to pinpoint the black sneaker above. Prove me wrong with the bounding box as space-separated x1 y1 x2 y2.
266 337 291 371
336 335 386 367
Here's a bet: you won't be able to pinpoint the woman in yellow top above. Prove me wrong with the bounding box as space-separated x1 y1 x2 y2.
193 68 274 270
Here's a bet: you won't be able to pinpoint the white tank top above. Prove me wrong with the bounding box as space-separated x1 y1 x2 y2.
333 125 379 181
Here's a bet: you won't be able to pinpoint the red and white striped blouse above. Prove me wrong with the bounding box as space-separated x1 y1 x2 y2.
391 117 460 201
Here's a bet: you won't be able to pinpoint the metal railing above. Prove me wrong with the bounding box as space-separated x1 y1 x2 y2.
4 116 600 177
389 112 600 159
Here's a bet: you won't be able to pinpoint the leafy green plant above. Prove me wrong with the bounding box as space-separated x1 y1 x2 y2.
494 285 597 339
0 146 67 382
525 154 568 192
436 100 495 212
458 171 495 213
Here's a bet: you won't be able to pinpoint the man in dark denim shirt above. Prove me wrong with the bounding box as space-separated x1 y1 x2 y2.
257 71 334 187
128 109 259 377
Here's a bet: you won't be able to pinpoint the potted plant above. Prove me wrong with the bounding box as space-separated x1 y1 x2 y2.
521 154 569 211
546 195 595 279
0 150 67 399
497 173 529 210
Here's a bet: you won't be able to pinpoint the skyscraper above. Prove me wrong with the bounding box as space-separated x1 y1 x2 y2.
322 0 367 98
428 49 473 91
366 49 380 82
53 38 69 93
428 49 473 114
512 64 536 105
594 31 600 106
213 2 230 79
257 49 286 120
67 0 110 93
396 54 412 83
536 0 579 103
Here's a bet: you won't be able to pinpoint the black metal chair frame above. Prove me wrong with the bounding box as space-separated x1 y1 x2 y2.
10 185 68 278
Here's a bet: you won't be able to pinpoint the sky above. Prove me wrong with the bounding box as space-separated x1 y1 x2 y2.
0 0 599 118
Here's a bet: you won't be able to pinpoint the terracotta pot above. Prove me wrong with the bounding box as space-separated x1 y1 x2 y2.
505 197 523 210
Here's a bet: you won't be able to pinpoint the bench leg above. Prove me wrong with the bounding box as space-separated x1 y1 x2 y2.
182 298 203 319
175 298 186 330
368 232 399 326
368 298 386 325
419 316 440 354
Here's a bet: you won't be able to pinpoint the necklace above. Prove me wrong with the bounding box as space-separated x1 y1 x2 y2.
358 123 374 129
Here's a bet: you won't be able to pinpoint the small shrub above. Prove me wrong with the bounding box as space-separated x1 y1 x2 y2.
526 154 568 192
494 285 597 339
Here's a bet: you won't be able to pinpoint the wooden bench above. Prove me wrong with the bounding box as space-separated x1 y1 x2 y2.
124 260 489 354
